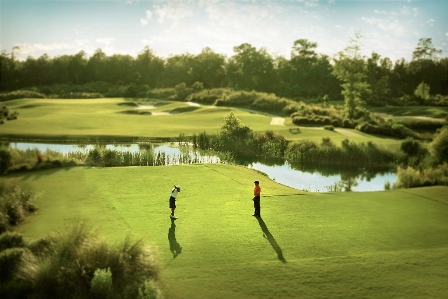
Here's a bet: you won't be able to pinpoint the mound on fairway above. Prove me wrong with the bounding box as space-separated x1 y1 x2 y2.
8 164 448 298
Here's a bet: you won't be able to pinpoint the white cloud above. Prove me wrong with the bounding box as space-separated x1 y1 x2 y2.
154 1 195 24
427 18 435 27
362 17 408 36
445 32 448 38
374 9 388 15
140 10 153 26
11 42 73 59
304 0 319 8
140 18 148 26
400 6 419 16
96 38 115 45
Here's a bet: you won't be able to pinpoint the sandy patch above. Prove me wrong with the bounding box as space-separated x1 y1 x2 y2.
151 112 171 116
334 128 365 138
186 102 201 107
135 105 156 110
270 117 285 126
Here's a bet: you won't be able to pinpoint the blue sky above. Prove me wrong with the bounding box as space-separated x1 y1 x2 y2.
1 0 447 62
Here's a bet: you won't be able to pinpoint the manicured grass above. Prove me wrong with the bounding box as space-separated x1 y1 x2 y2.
4 98 403 149
4 98 273 138
6 165 448 299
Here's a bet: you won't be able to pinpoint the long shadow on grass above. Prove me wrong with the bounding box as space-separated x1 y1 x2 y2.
168 219 182 259
257 217 287 263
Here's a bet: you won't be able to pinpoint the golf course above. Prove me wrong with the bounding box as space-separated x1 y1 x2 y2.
8 165 448 298
1 97 448 298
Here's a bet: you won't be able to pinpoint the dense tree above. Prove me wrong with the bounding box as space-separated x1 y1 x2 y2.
409 38 443 96
0 39 446 104
227 43 276 92
163 54 195 87
85 49 108 82
0 49 20 91
365 52 392 106
134 46 164 87
332 32 371 118
191 48 226 88
105 54 134 84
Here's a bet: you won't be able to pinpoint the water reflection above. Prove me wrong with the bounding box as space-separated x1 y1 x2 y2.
248 162 396 192
5 142 397 192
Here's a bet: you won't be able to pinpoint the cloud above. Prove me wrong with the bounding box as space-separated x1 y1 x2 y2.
11 42 73 59
153 1 195 24
96 38 115 45
427 18 435 27
304 0 319 8
140 10 153 26
445 32 448 38
362 17 408 36
400 6 419 16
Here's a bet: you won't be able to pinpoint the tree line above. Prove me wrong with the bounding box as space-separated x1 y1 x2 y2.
1 37 447 106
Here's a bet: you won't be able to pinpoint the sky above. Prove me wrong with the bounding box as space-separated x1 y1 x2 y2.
1 0 447 62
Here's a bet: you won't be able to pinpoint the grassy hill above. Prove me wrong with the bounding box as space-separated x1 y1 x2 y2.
6 164 448 299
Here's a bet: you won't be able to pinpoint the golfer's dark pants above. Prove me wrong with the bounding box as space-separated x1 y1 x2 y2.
253 196 260 216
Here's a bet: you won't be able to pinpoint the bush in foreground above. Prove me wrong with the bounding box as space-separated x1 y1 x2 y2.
0 222 161 299
0 181 36 233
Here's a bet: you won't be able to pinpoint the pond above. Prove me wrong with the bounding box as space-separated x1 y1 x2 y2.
7 142 397 192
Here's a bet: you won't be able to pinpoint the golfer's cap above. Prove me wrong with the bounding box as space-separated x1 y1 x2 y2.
176 185 181 190
254 181 259 184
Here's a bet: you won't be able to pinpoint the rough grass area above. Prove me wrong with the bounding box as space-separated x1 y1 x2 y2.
5 165 448 299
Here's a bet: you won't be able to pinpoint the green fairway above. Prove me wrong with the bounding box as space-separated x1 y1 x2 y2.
3 98 401 148
7 165 448 299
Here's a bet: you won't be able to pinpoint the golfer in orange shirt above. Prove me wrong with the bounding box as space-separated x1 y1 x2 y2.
252 180 261 217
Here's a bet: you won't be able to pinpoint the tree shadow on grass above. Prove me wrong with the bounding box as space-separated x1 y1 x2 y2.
168 219 182 259
257 217 287 263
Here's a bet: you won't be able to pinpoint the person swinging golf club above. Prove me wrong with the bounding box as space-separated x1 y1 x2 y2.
169 185 181 219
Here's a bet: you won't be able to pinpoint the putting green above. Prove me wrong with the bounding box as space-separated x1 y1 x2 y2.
8 165 448 298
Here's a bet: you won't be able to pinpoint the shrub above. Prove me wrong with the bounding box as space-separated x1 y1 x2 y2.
0 148 12 174
397 118 447 131
400 138 424 156
342 118 355 128
87 148 102 166
27 237 56 258
19 222 160 299
138 280 160 299
91 268 113 299
430 126 448 163
191 81 204 92
396 166 424 188
0 232 26 251
0 181 36 230
102 149 118 167
187 88 230 104
169 82 193 101
0 248 26 282
146 88 176 100
0 90 46 101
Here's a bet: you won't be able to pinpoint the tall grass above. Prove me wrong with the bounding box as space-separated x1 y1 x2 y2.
395 163 448 188
1 222 161 299
0 180 36 233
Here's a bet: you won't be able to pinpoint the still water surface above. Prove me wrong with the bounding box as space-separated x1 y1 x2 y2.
9 142 397 192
